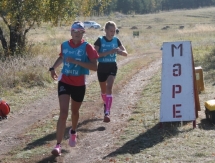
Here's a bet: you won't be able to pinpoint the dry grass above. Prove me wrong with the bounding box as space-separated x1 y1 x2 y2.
109 71 215 163
1 6 215 163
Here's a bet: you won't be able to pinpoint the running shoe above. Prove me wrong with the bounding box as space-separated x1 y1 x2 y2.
103 113 110 123
51 144 61 156
69 129 77 147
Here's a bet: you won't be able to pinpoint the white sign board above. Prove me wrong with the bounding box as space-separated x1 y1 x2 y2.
160 41 196 122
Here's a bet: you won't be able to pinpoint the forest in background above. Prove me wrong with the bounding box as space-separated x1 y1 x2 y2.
1 0 215 57
104 0 215 14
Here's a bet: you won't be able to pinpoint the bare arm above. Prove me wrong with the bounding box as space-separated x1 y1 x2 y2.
50 56 63 80
94 45 120 58
117 45 128 57
51 56 63 69
66 58 98 71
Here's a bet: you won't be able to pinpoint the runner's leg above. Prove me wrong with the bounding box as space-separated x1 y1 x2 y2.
71 99 82 131
105 75 115 114
56 94 70 144
69 85 85 147
99 81 106 102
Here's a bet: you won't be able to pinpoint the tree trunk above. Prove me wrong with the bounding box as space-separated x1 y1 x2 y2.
9 26 18 55
0 27 8 54
9 24 28 54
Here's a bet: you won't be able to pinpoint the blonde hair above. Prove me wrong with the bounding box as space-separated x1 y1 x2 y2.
104 21 117 30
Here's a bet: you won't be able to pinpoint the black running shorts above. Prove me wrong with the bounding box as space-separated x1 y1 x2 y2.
58 81 86 102
97 62 118 82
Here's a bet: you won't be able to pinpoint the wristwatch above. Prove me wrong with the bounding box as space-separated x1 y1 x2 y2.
49 67 54 71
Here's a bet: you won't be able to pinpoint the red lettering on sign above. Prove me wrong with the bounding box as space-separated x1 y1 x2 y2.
173 104 182 118
173 64 181 76
171 44 183 57
172 85 182 98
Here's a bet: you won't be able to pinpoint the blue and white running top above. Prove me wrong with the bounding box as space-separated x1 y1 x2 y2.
98 36 118 63
61 41 89 76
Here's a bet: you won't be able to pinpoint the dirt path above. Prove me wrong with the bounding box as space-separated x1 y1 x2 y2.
0 51 161 163
62 58 162 163
0 53 152 156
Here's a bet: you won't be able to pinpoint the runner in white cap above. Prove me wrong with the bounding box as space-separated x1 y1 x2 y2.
49 21 99 156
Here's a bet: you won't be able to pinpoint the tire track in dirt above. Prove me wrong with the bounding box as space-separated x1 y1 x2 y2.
63 57 162 163
0 53 151 156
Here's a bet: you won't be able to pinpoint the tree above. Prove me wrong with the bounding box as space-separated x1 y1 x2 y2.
116 0 133 14
104 0 117 15
0 0 111 56
132 0 144 14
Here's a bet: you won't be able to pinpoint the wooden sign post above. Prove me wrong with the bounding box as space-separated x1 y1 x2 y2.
160 41 200 128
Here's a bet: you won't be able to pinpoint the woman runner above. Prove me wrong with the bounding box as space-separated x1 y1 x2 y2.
49 21 99 156
94 21 128 122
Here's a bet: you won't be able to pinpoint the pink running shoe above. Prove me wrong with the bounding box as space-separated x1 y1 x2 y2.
69 129 77 147
51 144 61 156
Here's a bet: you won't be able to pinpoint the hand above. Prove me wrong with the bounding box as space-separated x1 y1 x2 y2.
110 48 120 54
117 51 123 55
50 71 58 80
116 49 123 55
66 57 76 64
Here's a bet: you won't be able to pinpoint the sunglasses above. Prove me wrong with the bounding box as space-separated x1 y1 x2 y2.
72 29 85 34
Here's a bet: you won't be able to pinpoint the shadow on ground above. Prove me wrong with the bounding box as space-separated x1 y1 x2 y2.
198 118 215 130
36 150 69 163
77 118 105 133
23 118 103 151
103 121 196 158
18 118 104 163
104 118 215 159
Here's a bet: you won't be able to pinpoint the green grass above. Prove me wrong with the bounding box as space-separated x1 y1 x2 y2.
1 6 215 163
1 57 155 162
107 70 215 162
